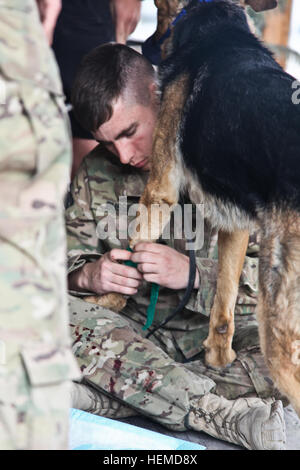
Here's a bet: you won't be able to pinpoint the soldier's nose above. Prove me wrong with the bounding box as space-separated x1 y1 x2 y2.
118 147 134 165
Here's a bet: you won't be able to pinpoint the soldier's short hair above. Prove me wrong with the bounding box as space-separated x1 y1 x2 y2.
71 43 156 133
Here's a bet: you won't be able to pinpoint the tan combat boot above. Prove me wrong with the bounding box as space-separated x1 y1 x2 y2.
187 393 286 450
70 382 137 419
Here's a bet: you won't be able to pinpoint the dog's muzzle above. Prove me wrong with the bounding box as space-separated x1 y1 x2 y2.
142 0 216 65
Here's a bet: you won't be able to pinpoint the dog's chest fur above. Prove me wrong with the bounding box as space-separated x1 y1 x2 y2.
173 140 254 232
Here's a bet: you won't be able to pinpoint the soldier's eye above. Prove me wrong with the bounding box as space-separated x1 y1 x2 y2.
125 124 137 138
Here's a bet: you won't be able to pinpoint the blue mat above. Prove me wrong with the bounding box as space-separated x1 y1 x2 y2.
69 408 206 451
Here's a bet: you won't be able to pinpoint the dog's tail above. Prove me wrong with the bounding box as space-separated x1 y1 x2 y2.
257 207 300 416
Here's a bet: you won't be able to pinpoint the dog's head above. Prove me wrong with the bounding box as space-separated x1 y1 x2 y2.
143 0 278 64
153 0 187 41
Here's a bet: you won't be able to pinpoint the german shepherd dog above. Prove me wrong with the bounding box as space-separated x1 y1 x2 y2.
89 0 300 415
133 0 300 415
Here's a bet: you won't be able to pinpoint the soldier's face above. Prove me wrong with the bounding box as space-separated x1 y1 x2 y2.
93 86 158 171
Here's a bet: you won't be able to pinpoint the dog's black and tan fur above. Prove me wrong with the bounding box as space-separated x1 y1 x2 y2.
130 0 300 415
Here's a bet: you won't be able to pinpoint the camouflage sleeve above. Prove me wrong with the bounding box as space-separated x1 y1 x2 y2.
65 159 106 277
182 256 218 316
183 254 258 316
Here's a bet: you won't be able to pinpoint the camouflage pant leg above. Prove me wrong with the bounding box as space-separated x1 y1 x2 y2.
0 3 80 448
185 315 284 402
105 298 280 402
69 295 215 431
0 357 72 450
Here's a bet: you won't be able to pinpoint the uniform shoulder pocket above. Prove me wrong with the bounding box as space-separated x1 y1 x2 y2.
21 343 81 386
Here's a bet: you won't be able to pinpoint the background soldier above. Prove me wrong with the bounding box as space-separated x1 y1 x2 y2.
0 0 80 450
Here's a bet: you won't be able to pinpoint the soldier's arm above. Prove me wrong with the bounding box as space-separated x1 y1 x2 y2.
135 228 258 317
130 242 227 316
66 160 142 296
66 160 106 294
131 243 200 290
110 0 141 44
36 0 62 45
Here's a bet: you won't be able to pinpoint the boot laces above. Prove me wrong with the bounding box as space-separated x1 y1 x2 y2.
192 406 246 444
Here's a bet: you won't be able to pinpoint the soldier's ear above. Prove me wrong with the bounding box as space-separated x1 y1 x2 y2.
244 0 278 12
148 81 159 107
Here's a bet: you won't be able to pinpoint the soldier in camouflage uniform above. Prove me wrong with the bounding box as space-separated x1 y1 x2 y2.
0 0 80 450
66 43 286 450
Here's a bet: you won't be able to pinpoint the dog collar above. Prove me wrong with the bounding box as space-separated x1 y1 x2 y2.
142 0 215 65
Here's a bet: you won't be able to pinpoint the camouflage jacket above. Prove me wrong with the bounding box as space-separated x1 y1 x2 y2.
66 146 259 359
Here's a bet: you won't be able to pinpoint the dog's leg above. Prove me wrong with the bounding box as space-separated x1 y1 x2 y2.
154 0 183 41
84 292 127 312
130 74 190 249
203 229 249 367
258 210 300 417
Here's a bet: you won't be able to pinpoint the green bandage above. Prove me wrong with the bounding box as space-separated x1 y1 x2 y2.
125 246 160 331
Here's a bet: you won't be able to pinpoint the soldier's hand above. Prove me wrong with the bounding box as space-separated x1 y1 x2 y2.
131 242 200 290
79 250 143 296
36 0 61 45
110 0 141 44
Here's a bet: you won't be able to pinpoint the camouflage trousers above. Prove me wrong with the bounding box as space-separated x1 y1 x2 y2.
0 1 80 449
69 295 280 431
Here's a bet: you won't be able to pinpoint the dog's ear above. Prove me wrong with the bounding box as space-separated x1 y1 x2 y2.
244 0 278 12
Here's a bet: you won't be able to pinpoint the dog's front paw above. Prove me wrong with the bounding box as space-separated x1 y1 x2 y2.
203 338 237 368
85 293 127 312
